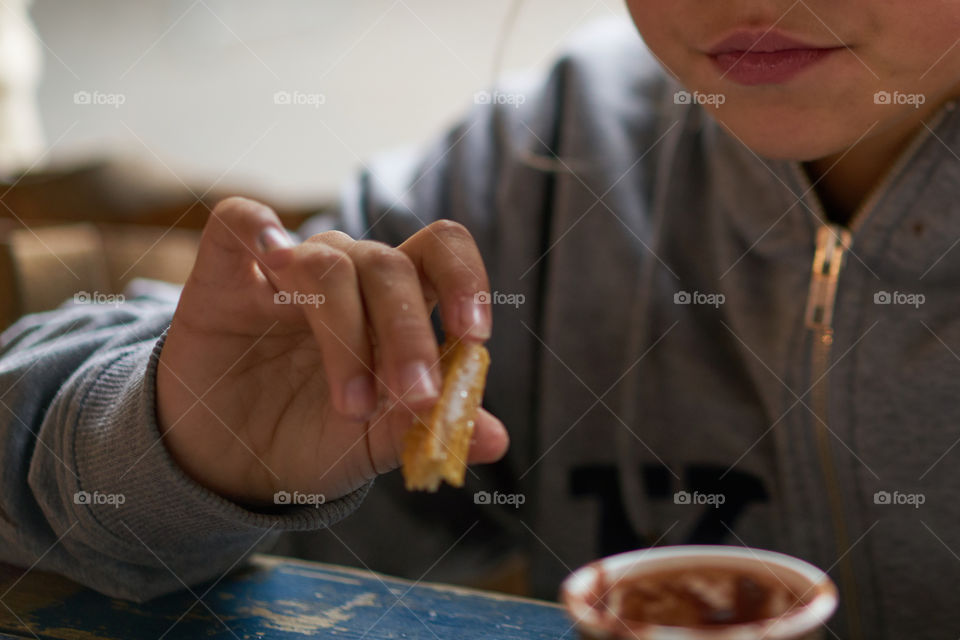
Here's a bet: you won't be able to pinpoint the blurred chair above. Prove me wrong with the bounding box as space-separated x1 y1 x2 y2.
0 222 200 330
0 156 332 331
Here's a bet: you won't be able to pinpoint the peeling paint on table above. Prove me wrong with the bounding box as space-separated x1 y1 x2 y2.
0 554 573 639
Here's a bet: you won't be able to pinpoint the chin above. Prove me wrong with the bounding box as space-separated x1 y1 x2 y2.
707 106 861 162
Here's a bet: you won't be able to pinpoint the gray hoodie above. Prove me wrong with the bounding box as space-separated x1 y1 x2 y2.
1 18 957 640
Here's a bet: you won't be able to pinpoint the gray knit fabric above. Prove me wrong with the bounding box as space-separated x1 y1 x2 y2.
0 293 368 601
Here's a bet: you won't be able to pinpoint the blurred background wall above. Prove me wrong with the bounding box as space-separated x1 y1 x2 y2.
0 1 633 326
29 0 629 204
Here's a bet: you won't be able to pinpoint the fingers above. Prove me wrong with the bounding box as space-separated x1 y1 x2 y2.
195 201 378 421
321 235 443 412
286 239 378 420
262 230 443 419
398 220 492 342
208 205 491 427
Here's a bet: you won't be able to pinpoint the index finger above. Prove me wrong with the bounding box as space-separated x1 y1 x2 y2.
397 220 492 342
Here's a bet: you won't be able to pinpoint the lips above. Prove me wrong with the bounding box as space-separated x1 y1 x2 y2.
707 30 845 86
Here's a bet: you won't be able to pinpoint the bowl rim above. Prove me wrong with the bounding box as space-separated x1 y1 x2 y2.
560 545 839 640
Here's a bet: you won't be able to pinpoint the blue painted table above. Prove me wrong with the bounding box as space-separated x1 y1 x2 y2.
0 554 574 639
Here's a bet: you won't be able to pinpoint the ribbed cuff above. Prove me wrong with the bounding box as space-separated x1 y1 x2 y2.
72 331 370 553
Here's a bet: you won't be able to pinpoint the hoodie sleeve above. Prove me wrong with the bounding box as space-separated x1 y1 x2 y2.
0 292 369 602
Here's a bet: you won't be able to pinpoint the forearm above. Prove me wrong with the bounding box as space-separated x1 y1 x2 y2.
0 297 367 601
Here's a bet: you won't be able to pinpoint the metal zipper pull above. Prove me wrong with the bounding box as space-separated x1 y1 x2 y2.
804 225 852 332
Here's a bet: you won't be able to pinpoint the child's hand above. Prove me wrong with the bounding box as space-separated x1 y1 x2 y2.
156 197 508 506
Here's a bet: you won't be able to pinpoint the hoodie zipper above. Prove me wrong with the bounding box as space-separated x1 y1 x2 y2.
793 105 952 640
802 222 862 639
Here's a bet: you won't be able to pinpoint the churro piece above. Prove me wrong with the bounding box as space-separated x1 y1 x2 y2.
402 338 490 491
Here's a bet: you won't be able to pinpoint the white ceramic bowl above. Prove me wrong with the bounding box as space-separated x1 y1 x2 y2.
560 545 838 640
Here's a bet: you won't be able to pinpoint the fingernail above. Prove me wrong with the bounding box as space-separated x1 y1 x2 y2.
400 361 439 403
462 300 491 340
257 227 293 253
343 375 377 418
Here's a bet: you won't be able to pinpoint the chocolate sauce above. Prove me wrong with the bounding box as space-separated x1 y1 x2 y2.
596 567 805 629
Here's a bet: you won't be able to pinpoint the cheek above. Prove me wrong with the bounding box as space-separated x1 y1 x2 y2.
866 4 960 94
624 0 690 73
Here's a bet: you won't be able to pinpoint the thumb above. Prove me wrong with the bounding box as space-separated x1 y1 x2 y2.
373 406 509 476
466 408 510 464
